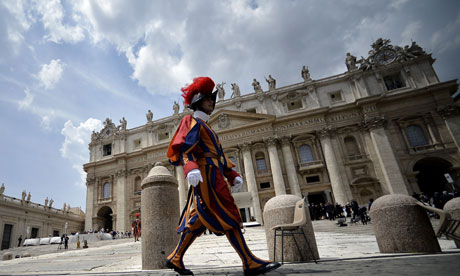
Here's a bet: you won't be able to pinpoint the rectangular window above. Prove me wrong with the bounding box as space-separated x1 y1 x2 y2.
384 73 406 91
287 100 302 111
159 132 170 141
329 91 343 103
53 230 60 237
246 108 257 113
133 139 141 149
256 158 267 172
103 144 112 156
260 182 270 189
306 175 320 183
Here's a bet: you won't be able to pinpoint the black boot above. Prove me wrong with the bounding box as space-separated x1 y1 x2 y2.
165 260 194 276
244 262 281 276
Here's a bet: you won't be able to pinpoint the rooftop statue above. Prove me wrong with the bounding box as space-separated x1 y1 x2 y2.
301 65 312 81
216 82 226 101
265 75 276 91
146 110 153 122
345 53 357 71
231 83 241 98
252 79 263 93
173 101 180 114
119 117 127 131
0 183 4 195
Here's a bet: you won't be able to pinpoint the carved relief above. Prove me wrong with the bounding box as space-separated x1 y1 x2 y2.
218 114 230 129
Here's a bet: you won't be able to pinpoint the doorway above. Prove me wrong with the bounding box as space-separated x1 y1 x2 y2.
97 206 113 231
414 157 453 196
1 224 13 250
307 192 326 205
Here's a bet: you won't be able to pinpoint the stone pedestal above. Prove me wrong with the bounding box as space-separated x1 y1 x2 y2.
370 194 441 253
263 195 319 262
141 163 179 270
443 197 460 248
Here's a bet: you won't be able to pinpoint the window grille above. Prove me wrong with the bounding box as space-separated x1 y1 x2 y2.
103 182 111 199
299 144 314 163
406 125 428 147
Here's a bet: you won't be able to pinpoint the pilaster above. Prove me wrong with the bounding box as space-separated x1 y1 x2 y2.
280 136 301 197
264 137 286 196
116 169 128 231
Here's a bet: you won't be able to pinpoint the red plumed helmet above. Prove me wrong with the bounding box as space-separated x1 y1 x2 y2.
181 77 216 110
136 213 139 218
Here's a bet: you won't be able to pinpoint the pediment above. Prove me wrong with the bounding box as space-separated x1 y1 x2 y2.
208 109 275 132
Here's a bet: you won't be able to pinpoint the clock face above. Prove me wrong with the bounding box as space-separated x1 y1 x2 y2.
375 49 396 65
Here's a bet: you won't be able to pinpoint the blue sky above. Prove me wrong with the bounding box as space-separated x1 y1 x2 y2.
1 0 459 212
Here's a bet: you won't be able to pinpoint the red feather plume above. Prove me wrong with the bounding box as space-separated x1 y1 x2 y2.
181 77 215 105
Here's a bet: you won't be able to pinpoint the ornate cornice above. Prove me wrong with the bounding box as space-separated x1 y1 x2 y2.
363 115 386 130
317 126 336 138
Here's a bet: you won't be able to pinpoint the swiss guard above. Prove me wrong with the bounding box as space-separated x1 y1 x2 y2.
165 77 281 276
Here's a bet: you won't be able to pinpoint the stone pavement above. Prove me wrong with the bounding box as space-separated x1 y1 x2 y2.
0 219 459 275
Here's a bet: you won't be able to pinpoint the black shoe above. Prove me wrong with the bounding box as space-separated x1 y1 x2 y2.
244 262 281 276
165 260 194 275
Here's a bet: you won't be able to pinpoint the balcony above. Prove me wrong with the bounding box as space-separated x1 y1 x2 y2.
344 154 369 163
299 160 324 173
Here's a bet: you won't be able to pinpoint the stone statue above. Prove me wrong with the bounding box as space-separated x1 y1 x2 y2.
358 56 372 71
345 53 357 71
252 79 263 93
63 203 66 211
173 102 180 115
26 192 31 202
216 82 226 101
119 117 127 131
301 66 311 81
67 203 71 212
0 183 4 195
22 190 26 200
49 198 54 208
231 83 241 98
44 197 49 207
265 75 276 91
91 131 98 141
146 110 153 122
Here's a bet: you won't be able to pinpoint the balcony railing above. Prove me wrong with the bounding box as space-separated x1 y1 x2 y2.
344 154 368 163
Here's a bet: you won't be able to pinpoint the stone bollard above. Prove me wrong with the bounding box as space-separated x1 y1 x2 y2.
443 197 460 248
263 195 319 262
141 162 179 270
370 194 441 253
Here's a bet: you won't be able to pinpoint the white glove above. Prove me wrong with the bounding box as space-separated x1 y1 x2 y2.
232 176 243 193
186 169 203 187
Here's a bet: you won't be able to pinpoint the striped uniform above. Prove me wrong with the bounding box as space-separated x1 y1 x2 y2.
166 115 270 271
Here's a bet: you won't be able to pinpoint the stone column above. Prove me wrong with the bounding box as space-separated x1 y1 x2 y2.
116 169 127 232
141 163 179 269
280 137 301 197
265 138 286 196
85 178 95 231
175 165 187 212
318 128 350 205
365 116 409 194
241 143 263 224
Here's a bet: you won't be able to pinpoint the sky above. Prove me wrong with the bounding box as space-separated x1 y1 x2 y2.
0 0 459 212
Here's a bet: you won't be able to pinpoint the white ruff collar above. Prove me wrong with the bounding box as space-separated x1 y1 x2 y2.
193 110 210 122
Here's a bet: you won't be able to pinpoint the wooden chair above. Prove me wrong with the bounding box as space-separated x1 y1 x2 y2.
271 198 317 264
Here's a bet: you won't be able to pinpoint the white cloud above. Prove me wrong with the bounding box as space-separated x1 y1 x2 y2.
60 118 103 188
37 59 65 90
18 88 34 110
431 10 460 54
34 0 85 43
401 21 422 44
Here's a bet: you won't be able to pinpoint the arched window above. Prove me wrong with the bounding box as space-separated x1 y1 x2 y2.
299 144 314 163
255 152 267 172
134 176 142 193
344 136 360 156
103 182 111 199
406 125 428 147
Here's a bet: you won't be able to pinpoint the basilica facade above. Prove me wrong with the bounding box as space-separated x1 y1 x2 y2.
83 39 460 232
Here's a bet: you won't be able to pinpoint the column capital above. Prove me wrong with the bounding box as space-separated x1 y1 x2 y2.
264 137 278 147
317 126 336 138
239 142 252 152
279 135 292 145
363 115 386 130
116 169 128 177
437 104 460 119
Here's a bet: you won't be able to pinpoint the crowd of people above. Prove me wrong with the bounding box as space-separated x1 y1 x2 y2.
307 199 372 225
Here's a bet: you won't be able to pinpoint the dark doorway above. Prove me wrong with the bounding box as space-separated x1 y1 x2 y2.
414 157 453 196
307 192 326 205
1 224 13 250
97 206 113 231
31 228 39 238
